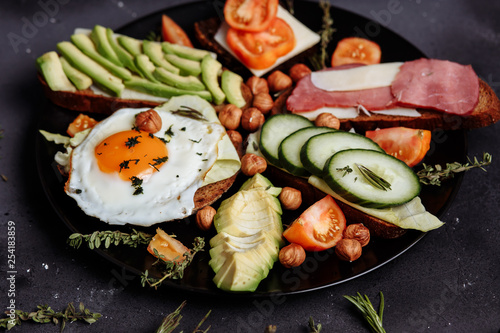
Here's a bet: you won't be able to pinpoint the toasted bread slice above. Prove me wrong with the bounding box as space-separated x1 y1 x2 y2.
263 165 406 239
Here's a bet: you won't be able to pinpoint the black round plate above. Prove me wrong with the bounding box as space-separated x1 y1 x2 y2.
36 1 467 296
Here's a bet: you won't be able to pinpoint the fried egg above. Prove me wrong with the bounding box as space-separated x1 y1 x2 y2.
65 107 225 226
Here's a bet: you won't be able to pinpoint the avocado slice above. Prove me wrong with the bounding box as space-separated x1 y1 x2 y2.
106 28 139 74
142 40 180 75
161 41 211 61
57 41 124 96
36 51 76 92
117 35 142 56
153 67 205 91
200 55 225 105
213 258 263 292
124 76 212 101
134 54 161 83
221 70 246 108
59 56 92 90
70 33 131 81
239 173 282 197
164 54 201 77
90 24 122 66
209 242 274 277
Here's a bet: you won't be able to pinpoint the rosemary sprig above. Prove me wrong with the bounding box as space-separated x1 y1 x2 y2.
309 0 336 70
145 30 161 42
344 292 386 333
0 302 101 331
141 237 205 289
308 316 322 332
67 229 153 250
172 106 208 121
356 164 392 191
155 301 211 333
417 152 492 186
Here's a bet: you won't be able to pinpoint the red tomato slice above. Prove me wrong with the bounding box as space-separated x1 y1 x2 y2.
147 228 190 263
226 17 296 70
365 127 432 167
282 195 346 251
161 14 193 47
66 114 98 137
331 37 381 67
224 0 279 32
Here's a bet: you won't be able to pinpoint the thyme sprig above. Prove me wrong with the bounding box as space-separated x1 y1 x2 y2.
155 301 211 333
142 237 205 289
309 0 336 70
0 302 100 331
344 292 386 333
172 106 208 121
308 316 322 332
67 229 153 250
417 152 492 186
356 164 392 191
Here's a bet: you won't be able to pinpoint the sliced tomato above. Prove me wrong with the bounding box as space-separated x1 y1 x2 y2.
147 228 190 263
365 127 432 167
282 195 346 251
224 0 279 32
331 37 381 67
66 113 98 137
226 17 295 70
161 14 193 47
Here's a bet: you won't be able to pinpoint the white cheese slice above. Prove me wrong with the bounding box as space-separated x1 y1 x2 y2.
371 108 421 117
214 6 321 77
310 62 403 91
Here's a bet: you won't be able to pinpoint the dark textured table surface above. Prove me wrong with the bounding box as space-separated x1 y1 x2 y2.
1 1 499 332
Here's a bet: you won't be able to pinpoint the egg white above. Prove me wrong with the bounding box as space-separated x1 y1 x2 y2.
65 107 225 226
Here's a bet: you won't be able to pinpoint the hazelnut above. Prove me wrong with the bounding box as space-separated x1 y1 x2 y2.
252 92 274 115
335 239 362 262
226 130 243 153
246 76 269 95
344 223 371 247
314 113 340 130
135 109 162 133
240 153 267 176
241 107 265 132
279 243 306 268
218 104 242 130
289 63 311 82
267 70 292 92
279 187 302 210
195 206 216 231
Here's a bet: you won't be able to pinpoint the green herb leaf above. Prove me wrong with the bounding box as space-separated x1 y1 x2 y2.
125 135 141 148
355 164 392 191
172 106 208 121
67 229 152 249
344 292 386 333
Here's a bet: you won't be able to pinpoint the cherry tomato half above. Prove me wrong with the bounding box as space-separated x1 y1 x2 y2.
282 195 346 251
365 127 432 167
226 17 296 70
161 14 193 47
147 228 190 263
224 0 279 32
331 37 381 67
66 113 98 137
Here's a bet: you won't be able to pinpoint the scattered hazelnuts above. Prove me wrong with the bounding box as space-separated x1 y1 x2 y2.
267 70 292 92
135 109 162 133
252 92 274 115
241 107 265 132
218 104 242 130
196 206 216 231
335 239 362 262
314 113 340 129
279 187 302 210
344 223 371 247
246 76 269 95
241 153 267 176
279 243 306 268
289 63 312 82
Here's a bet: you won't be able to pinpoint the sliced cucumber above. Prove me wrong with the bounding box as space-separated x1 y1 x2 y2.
259 114 313 166
323 149 420 208
301 131 383 176
278 127 337 177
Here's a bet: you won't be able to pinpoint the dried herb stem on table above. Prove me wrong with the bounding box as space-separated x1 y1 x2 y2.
308 316 322 332
142 237 205 289
67 229 153 249
155 301 211 333
344 292 386 333
0 302 100 331
417 152 492 186
309 0 336 70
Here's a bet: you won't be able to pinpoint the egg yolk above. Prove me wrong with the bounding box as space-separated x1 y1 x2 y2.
95 130 168 181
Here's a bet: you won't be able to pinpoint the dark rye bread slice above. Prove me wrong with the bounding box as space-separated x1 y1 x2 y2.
263 166 406 239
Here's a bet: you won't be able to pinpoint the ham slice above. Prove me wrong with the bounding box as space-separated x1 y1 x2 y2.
287 69 397 113
391 58 479 115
